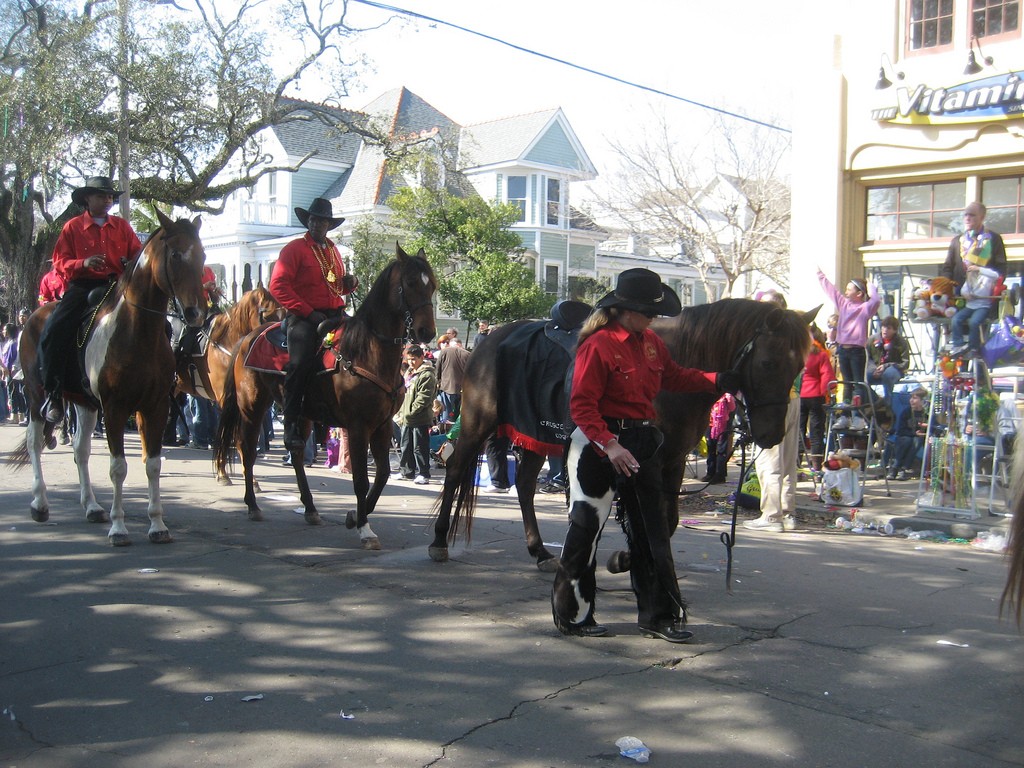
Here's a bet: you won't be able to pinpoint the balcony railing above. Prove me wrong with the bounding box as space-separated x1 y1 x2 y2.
240 200 290 226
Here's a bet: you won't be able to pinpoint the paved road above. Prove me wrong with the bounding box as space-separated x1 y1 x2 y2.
1 426 1021 767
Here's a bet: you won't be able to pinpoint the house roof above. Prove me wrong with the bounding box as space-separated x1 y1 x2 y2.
271 97 364 164
459 109 596 177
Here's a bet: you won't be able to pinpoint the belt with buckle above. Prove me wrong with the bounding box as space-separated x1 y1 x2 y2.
605 417 654 431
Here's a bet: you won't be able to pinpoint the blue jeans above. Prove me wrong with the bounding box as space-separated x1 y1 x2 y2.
951 305 990 350
890 435 923 471
837 346 866 403
867 365 902 404
189 395 219 447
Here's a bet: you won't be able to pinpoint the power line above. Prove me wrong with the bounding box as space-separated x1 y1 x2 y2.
349 0 791 134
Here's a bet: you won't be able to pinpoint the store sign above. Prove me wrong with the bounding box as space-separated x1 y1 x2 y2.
871 71 1024 124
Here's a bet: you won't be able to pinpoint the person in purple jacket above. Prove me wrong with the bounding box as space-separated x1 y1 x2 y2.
817 269 881 403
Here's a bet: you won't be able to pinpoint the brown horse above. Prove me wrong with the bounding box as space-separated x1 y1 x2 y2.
11 210 208 546
214 245 437 549
429 299 815 568
174 285 284 485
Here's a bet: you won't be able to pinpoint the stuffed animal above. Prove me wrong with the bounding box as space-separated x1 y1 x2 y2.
825 450 861 471
911 277 960 320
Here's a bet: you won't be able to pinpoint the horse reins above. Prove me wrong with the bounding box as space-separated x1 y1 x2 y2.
331 270 433 400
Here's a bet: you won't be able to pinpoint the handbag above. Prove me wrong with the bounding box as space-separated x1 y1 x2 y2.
982 316 1024 368
736 461 761 509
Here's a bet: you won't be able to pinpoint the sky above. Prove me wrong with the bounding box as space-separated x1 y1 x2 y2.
295 0 800 205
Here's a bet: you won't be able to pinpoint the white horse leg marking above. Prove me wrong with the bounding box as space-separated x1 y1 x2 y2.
357 523 377 542
107 454 129 540
144 455 168 537
26 419 49 517
72 405 103 517
562 441 616 622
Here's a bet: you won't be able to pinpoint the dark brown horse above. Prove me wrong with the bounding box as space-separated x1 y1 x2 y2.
429 299 815 568
11 210 208 546
214 245 437 549
174 285 285 485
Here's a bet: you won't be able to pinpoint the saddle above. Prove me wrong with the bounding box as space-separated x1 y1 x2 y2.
243 317 347 376
59 282 118 405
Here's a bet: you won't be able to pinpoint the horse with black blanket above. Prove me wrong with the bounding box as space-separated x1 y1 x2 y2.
429 298 816 569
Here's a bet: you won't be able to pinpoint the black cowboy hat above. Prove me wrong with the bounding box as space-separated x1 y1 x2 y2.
596 268 682 317
71 176 123 208
295 198 345 229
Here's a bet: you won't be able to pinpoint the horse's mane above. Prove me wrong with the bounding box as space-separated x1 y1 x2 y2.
225 286 271 339
673 298 812 370
339 251 436 360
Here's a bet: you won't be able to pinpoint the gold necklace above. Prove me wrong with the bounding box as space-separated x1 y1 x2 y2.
309 237 345 298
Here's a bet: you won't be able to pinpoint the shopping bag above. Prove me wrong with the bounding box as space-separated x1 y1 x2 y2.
735 462 761 509
982 316 1024 368
821 467 862 507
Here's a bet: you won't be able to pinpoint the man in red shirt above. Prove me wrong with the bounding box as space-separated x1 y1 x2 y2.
269 198 357 451
38 266 66 305
37 176 142 422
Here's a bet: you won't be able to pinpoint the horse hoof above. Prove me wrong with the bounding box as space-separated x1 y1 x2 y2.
537 556 559 573
345 510 357 530
217 476 232 486
87 509 110 524
304 512 322 526
361 537 381 551
247 509 264 522
30 506 49 523
607 550 631 574
428 546 449 563
149 530 173 544
109 534 132 547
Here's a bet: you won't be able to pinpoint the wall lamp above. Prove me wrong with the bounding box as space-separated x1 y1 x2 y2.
964 35 994 75
876 52 905 90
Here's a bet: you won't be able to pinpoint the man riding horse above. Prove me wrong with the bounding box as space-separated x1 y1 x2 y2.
268 197 358 452
38 176 143 423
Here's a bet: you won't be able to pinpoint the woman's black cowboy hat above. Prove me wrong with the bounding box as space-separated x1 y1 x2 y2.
595 268 682 317
295 197 345 229
71 176 123 207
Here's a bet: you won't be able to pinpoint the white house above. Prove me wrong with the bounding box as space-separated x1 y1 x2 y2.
201 87 716 318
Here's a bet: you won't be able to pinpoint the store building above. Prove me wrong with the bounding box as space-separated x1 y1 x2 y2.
791 0 1023 334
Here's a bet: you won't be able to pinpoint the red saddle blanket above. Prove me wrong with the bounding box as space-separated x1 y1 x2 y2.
243 321 342 375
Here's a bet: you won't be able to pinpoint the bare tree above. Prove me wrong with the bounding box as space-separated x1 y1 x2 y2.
0 0 393 315
594 111 791 298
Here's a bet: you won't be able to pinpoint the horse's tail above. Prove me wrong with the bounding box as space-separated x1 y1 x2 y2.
6 436 30 470
430 434 483 544
213 356 242 474
1000 433 1024 627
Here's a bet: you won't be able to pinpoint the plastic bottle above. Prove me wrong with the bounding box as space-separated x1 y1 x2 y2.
615 736 651 763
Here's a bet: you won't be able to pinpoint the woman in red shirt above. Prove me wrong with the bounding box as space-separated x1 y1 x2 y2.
551 269 740 643
799 324 835 473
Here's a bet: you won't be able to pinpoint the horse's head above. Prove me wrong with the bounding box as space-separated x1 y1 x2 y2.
735 304 815 448
252 285 285 325
393 245 437 344
147 209 207 328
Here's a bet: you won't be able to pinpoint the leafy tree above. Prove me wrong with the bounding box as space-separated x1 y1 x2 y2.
0 0 384 316
347 216 401 292
388 187 553 323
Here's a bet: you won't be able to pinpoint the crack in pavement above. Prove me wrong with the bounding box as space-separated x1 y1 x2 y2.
421 665 654 768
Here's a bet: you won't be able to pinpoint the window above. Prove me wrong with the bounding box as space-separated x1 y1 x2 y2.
507 176 526 222
546 178 561 226
982 175 1024 234
908 0 954 51
682 283 694 307
972 0 1019 37
866 180 966 241
267 172 277 203
544 264 560 294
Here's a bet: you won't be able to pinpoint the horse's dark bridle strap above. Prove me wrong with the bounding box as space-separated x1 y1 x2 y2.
334 354 402 399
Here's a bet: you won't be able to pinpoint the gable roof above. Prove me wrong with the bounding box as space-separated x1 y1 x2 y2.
459 109 596 177
271 97 364 164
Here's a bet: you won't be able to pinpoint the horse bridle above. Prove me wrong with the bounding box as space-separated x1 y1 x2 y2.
730 322 792 413
373 274 434 346
121 227 196 322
